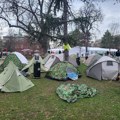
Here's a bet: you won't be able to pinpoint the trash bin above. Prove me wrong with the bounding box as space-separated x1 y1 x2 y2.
33 53 41 78
34 61 41 78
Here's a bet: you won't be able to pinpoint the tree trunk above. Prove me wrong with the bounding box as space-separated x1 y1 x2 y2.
85 33 89 60
63 0 69 61
64 0 68 43
85 38 88 60
41 36 50 54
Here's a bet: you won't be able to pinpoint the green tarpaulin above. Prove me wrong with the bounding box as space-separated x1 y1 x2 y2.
56 84 97 102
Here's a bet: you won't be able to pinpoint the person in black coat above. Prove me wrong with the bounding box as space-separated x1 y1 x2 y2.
0 51 2 58
116 49 120 57
116 49 120 62
76 53 80 66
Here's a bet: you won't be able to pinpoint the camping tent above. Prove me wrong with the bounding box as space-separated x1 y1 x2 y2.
68 57 78 67
86 56 119 80
0 62 34 92
22 55 48 75
69 54 77 59
47 61 79 80
44 54 61 70
84 54 101 66
44 54 63 63
0 52 28 70
44 54 78 69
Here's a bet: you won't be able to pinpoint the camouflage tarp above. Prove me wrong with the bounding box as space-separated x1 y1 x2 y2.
56 84 97 102
47 61 79 80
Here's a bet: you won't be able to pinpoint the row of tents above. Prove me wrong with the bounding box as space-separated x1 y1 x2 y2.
0 52 80 92
1 51 120 81
0 52 78 72
21 53 80 81
0 51 79 72
66 46 120 80
0 51 120 93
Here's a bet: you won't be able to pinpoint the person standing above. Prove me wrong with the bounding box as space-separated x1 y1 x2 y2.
116 49 120 62
76 53 80 66
0 51 2 58
63 43 71 61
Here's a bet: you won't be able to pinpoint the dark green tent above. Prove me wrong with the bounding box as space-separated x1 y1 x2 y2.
47 61 79 80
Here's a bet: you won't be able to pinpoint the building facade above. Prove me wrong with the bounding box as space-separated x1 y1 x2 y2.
3 35 45 58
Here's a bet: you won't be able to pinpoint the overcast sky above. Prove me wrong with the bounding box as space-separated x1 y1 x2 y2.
72 0 120 40
1 1 120 40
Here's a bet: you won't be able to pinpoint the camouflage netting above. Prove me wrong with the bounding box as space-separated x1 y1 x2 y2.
47 62 79 80
0 54 25 70
56 84 97 102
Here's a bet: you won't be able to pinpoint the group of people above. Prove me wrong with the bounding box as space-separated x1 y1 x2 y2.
105 49 120 58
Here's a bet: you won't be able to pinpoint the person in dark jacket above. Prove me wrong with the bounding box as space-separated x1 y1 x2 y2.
76 53 80 66
116 49 120 62
116 49 120 57
0 51 2 58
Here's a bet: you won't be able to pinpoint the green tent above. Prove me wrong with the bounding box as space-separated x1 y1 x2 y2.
47 61 79 80
0 52 28 70
0 62 34 92
22 56 48 75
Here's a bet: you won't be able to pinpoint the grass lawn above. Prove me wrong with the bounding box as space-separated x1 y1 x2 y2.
0 64 120 120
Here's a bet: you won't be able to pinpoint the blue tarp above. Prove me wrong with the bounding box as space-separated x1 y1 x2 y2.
67 72 78 80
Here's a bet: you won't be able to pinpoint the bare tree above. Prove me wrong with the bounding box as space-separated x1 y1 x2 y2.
0 0 64 52
74 2 103 58
109 22 120 49
0 0 114 55
0 0 97 58
109 22 120 36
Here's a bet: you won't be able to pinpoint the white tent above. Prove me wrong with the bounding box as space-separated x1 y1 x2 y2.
12 52 28 64
86 56 119 80
84 54 101 66
44 53 78 68
44 55 60 70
